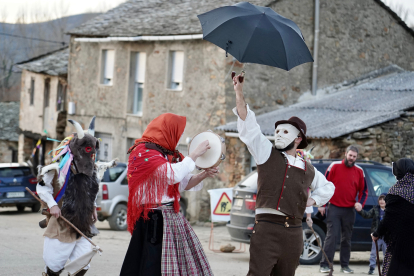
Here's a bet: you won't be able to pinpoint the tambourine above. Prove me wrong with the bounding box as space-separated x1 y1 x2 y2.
188 130 226 169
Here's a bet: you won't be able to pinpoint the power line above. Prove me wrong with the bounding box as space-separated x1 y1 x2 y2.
0 32 66 45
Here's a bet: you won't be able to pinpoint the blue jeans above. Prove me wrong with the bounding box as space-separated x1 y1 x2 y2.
369 238 387 269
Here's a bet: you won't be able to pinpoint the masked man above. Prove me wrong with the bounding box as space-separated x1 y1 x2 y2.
232 75 335 276
36 117 116 276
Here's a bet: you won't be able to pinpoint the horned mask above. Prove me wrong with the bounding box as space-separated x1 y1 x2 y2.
68 117 99 177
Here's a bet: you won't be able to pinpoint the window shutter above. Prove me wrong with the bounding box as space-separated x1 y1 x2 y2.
171 51 184 83
105 50 115 79
136 53 146 83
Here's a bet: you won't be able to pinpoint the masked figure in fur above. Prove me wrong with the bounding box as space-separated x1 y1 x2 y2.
36 117 117 276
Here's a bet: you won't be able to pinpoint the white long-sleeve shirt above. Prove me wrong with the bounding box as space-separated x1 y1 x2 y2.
160 156 204 203
37 156 203 208
233 105 335 216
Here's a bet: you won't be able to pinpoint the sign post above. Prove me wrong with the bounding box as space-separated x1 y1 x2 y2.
207 188 245 253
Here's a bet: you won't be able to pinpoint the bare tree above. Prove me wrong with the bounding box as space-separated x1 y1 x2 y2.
0 3 71 101
0 8 18 101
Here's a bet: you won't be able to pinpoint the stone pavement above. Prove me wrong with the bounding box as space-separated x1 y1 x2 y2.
0 207 380 276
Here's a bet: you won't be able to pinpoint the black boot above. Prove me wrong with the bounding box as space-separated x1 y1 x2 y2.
43 267 63 276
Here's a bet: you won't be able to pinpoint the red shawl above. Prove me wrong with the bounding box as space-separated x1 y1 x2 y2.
127 113 186 233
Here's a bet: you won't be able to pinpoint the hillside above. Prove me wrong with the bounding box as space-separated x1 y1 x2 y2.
0 13 100 102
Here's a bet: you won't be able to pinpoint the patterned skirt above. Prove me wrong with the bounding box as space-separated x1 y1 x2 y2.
161 205 213 276
120 205 213 276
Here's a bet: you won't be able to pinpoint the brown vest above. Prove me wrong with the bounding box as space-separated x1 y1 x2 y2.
256 148 315 218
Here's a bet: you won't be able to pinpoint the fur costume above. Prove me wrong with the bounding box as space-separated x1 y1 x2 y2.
61 171 99 238
36 117 117 275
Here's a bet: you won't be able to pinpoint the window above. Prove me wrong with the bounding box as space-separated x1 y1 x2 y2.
95 132 112 162
365 168 396 196
168 51 184 90
0 167 32 177
43 78 50 130
127 52 146 115
101 50 115 85
56 82 67 111
29 78 35 105
44 78 50 108
102 165 126 182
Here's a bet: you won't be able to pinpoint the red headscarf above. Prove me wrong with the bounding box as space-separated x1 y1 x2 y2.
127 113 186 233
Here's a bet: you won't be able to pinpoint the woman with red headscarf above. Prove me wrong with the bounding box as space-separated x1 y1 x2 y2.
120 113 216 276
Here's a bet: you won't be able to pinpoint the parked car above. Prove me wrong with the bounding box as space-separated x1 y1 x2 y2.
96 162 188 230
0 163 40 212
226 159 395 265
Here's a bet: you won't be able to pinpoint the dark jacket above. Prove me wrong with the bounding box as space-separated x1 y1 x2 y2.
373 194 414 276
358 205 384 233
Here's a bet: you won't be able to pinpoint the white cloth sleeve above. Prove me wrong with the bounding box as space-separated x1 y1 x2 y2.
36 170 58 208
309 167 335 206
178 174 204 192
233 105 272 165
165 156 196 184
305 206 314 214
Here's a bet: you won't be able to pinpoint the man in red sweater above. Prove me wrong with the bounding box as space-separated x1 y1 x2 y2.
318 146 368 274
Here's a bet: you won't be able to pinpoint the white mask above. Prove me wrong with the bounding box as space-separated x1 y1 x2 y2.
274 124 300 149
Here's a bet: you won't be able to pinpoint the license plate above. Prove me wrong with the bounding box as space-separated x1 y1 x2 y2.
7 192 25 198
233 198 244 210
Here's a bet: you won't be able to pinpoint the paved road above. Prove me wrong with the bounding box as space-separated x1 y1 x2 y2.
0 207 381 276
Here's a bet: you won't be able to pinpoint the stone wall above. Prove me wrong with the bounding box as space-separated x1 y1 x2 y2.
18 135 34 164
19 70 63 139
68 38 227 163
0 140 18 163
308 113 414 164
0 101 19 163
225 0 414 121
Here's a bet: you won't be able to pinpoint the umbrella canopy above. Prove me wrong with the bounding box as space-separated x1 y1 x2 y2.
197 2 313 71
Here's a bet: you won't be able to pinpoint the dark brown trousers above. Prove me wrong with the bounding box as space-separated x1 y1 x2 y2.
247 214 303 276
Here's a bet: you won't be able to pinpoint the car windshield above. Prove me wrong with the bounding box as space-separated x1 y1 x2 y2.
103 166 126 182
0 167 32 177
365 168 396 196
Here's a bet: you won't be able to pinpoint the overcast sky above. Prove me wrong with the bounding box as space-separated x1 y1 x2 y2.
0 0 128 23
0 0 413 26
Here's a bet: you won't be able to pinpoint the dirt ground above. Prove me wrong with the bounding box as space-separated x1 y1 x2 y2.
0 207 381 276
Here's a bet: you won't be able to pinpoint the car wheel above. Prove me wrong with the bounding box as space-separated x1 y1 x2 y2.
179 201 187 218
299 222 326 265
16 204 25 212
108 204 128 231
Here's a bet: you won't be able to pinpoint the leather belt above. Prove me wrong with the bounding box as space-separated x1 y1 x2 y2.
256 219 302 228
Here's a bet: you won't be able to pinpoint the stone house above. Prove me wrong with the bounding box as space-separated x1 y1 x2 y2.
218 65 414 184
16 48 69 168
46 0 413 221
0 102 19 163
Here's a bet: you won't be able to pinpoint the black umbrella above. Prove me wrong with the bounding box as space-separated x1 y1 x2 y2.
197 2 313 71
